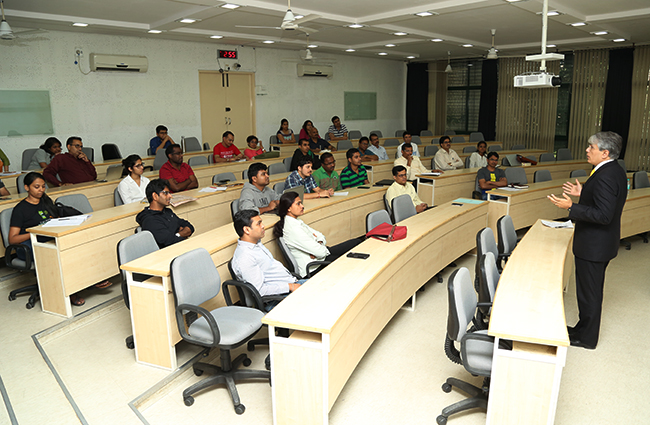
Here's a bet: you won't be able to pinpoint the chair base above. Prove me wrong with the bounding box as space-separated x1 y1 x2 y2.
183 349 270 414
436 377 489 425
8 284 39 309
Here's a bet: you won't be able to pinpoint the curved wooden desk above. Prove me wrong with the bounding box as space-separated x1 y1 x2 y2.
262 200 489 425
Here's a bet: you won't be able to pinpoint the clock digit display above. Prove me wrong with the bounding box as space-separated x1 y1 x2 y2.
218 50 238 59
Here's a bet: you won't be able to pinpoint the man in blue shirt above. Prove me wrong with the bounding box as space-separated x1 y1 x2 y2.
367 133 389 161
309 127 336 154
149 125 176 154
358 137 378 162
285 157 333 199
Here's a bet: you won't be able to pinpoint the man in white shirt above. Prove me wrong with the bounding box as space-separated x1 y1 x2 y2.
434 136 464 170
231 209 303 297
397 132 420 157
367 133 389 160
394 143 430 180
386 165 428 213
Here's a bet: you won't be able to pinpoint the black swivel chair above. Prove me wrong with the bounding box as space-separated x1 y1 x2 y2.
1 208 39 309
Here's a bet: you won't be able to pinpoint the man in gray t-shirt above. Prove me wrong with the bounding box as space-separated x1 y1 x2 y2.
238 162 280 214
477 151 507 199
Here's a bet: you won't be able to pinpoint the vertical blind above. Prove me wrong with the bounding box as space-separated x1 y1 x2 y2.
627 46 650 171
428 61 448 135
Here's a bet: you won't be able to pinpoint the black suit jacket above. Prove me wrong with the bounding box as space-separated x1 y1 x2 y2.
569 160 627 262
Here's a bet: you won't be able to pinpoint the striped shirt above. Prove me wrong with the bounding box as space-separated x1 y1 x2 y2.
340 165 368 189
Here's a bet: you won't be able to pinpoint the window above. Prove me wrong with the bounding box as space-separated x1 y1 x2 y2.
554 53 574 151
447 60 482 133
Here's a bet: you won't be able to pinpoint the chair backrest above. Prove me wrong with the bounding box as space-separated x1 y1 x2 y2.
324 132 331 141
147 147 153 156
153 149 168 170
420 130 433 137
277 237 300 275
463 146 477 153
504 167 527 185
203 142 210 151
394 130 406 137
424 145 438 157
489 145 501 152
269 134 279 145
230 199 239 221
184 137 202 152
213 172 237 184
391 194 416 223
411 135 421 145
16 174 27 194
533 169 552 183
117 230 159 283
187 156 209 167
81 147 94 162
348 130 362 140
496 215 517 257
444 129 456 136
539 152 555 162
283 157 292 172
451 136 465 144
446 267 476 343
242 169 249 180
0 208 12 247
383 193 392 216
465 156 471 169
55 194 93 214
478 252 500 310
476 227 499 264
633 170 650 189
570 169 587 178
556 148 572 161
114 187 124 206
101 144 122 161
502 154 521 167
617 159 627 172
366 209 392 233
511 144 525 150
225 260 267 311
384 138 400 147
274 181 285 196
369 130 383 138
337 140 353 150
267 162 285 176
469 132 484 143
22 148 40 170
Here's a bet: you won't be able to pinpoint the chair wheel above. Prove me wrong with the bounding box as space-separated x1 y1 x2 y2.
184 396 194 406
194 368 204 376
626 245 631 250
265 355 271 370
242 358 252 367
8 294 16 301
436 415 448 425
247 341 255 351
234 404 245 415
26 302 34 309
442 383 452 393
126 341 134 349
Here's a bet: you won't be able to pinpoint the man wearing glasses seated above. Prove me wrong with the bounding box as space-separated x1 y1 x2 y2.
312 153 342 191
43 136 97 186
136 179 195 248
159 144 198 193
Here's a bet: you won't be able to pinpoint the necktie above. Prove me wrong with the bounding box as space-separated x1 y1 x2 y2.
589 168 595 176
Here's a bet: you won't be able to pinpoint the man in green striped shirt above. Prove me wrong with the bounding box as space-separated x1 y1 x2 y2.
340 149 369 189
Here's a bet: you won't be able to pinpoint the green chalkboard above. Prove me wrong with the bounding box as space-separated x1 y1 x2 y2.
344 92 376 121
0 90 54 137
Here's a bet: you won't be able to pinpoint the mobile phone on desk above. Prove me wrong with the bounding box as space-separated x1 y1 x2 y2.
451 202 463 206
347 252 370 259
357 186 370 189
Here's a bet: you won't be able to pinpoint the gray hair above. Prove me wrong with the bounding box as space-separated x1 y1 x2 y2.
588 131 622 160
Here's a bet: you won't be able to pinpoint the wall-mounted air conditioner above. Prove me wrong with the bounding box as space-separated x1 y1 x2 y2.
89 54 149 73
297 64 333 78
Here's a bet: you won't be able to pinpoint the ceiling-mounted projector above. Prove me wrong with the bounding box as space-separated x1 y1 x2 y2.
514 72 561 88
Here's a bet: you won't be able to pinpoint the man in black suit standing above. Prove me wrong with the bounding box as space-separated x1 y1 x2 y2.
548 131 627 349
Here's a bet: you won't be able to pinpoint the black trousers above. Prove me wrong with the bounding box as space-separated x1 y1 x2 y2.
310 237 365 276
573 257 609 347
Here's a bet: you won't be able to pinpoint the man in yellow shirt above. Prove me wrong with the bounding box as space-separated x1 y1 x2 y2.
393 143 429 180
386 165 428 213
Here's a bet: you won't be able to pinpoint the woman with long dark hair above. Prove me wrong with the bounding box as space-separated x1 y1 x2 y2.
277 118 297 144
117 154 150 204
298 120 314 141
274 191 363 278
29 137 63 169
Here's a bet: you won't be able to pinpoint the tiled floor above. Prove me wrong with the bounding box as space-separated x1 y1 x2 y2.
1 237 649 425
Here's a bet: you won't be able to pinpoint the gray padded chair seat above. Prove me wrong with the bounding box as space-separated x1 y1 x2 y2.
188 306 265 346
337 140 353 150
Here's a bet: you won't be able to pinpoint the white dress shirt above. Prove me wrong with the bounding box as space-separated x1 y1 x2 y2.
117 175 150 204
396 142 421 158
469 152 488 169
394 155 429 180
283 215 330 278
231 240 296 296
434 148 464 170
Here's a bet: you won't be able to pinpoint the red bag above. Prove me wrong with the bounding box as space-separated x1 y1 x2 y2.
366 223 407 242
516 154 538 165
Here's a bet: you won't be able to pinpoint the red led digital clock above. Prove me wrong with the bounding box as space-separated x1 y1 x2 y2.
218 50 238 59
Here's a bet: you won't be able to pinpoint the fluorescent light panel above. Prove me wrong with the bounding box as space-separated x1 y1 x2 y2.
385 44 395 47
547 44 556 48
221 3 240 9
262 40 274 44
72 22 88 27
591 31 608 35
570 22 587 27
307 44 318 48
407 56 416 59
348 24 364 29
148 30 162 34
393 32 408 36
415 11 437 17
179 18 196 24
378 52 388 56
345 48 355 52
462 44 473 47
210 35 223 39
431 38 443 42
612 38 626 42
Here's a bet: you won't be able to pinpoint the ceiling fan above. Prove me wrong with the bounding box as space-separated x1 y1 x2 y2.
235 0 321 34
0 0 45 41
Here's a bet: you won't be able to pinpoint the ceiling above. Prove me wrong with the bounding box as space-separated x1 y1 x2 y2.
2 0 650 61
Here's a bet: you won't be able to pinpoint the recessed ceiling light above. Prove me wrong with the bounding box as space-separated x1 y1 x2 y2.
538 10 561 16
462 44 473 48
348 24 364 29
294 15 304 19
504 0 526 2
179 18 197 24
378 52 388 56
547 44 556 48
220 3 240 9
415 11 437 17
148 30 162 34
612 38 626 42
393 32 408 36
570 22 587 27
72 23 88 27
345 49 356 52
210 35 223 39
385 44 396 47
407 56 416 59
431 38 443 42
262 40 275 44
591 31 608 36
307 44 318 48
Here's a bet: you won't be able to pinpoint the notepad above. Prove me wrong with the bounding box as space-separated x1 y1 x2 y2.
42 215 91 227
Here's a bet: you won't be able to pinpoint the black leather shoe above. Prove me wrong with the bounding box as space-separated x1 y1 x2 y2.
570 338 596 350
567 326 579 338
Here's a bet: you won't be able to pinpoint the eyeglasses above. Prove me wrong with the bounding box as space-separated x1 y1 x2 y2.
70 144 83 148
396 173 407 178
323 161 336 166
170 152 183 156
134 163 145 168
160 190 171 195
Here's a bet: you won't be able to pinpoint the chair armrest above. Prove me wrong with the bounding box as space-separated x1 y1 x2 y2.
222 279 266 311
305 260 331 278
4 244 33 270
175 303 220 347
477 302 492 308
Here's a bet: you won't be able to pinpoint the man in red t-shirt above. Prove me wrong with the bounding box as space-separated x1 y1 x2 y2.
159 144 199 192
213 131 246 163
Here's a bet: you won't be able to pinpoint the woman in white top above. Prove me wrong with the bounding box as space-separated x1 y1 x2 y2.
117 154 150 204
273 191 362 278
468 141 488 169
276 118 297 144
29 137 62 169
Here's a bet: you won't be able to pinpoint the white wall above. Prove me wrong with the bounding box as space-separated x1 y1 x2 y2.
0 29 406 169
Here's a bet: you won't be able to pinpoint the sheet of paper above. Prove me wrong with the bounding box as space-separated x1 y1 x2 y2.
420 172 441 176
498 186 526 191
199 187 224 193
452 198 483 205
541 219 574 229
42 215 92 227
333 192 349 196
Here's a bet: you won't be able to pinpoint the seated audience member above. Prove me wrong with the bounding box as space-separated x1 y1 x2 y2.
0 148 9 171
150 125 175 154
117 154 150 204
277 118 297 144
290 138 321 171
394 143 430 180
285 157 333 199
477 152 507 200
386 166 428 213
9 172 110 306
434 136 464 170
312 153 341 191
469 141 488 169
0 181 8 197
231 209 304 298
327 115 348 141
340 149 369 189
159 144 198 193
397 132 420 157
243 135 265 160
239 162 280 214
213 131 245 162
274 191 363 278
298 119 314 141
309 127 336 154
29 137 62 169
136 178 195 248
367 133 389 161
358 137 379 161
43 136 97 187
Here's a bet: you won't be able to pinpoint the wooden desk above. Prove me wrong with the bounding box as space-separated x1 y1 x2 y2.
621 187 650 238
120 186 386 370
487 219 573 425
262 200 489 425
93 150 212 176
